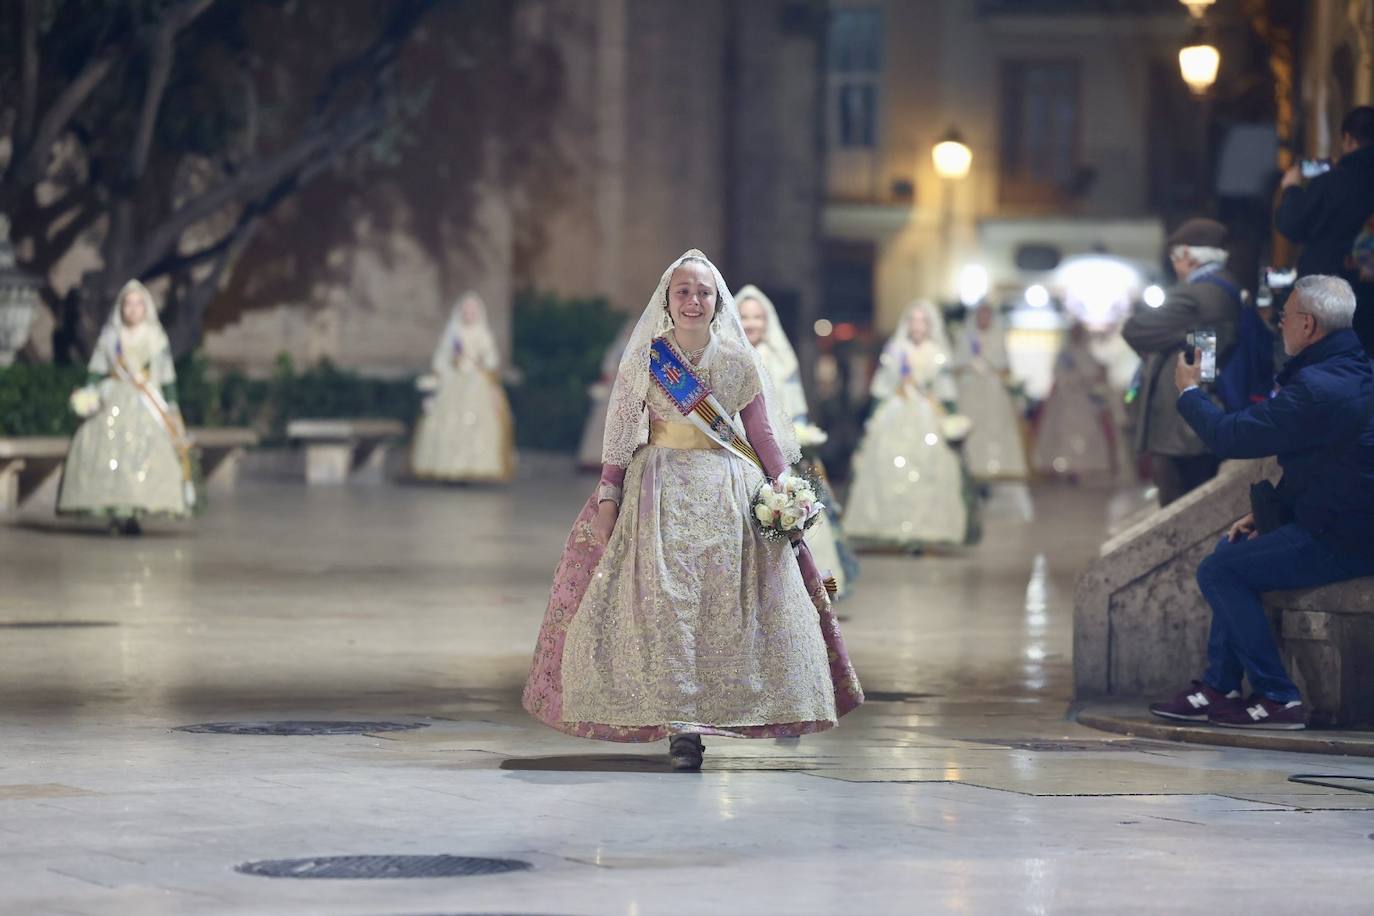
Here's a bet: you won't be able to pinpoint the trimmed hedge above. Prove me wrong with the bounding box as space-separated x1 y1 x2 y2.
0 363 87 436
508 289 622 452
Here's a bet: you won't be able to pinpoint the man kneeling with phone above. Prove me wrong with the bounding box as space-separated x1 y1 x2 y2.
1150 275 1374 729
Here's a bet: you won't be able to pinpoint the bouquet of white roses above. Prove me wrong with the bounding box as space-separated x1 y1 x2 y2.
68 385 101 418
752 470 825 542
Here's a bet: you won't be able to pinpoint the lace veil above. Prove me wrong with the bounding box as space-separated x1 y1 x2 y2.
601 250 800 468
432 291 498 372
89 279 175 387
871 300 951 399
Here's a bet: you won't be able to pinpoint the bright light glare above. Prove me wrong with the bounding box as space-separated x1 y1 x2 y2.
1143 285 1166 308
814 319 834 337
932 140 972 179
1024 284 1050 309
958 264 990 307
1054 255 1143 328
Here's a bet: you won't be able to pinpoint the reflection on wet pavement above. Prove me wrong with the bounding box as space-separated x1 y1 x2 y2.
3 475 1373 914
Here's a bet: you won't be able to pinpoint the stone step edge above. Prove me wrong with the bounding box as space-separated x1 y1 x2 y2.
1076 708 1374 758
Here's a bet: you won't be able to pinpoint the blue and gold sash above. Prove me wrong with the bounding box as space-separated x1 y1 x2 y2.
648 337 762 472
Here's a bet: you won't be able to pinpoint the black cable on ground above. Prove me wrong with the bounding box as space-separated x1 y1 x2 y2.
1288 774 1374 795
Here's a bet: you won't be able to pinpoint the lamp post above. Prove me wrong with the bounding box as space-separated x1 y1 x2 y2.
0 216 42 367
932 128 972 304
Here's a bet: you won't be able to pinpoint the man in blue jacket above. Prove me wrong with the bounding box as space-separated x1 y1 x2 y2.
1150 275 1374 729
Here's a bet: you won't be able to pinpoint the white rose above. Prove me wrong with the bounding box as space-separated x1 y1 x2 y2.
780 510 801 529
754 503 776 526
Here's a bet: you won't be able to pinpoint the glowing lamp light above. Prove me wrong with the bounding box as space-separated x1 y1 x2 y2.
833 322 858 342
1178 0 1216 18
1179 43 1220 95
958 264 990 307
1024 284 1050 309
1143 285 1166 308
932 129 972 180
814 318 834 337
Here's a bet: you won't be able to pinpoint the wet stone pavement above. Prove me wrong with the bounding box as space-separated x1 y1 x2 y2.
3 471 1374 915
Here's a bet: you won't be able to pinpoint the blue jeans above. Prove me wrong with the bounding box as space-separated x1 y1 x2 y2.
1199 523 1374 702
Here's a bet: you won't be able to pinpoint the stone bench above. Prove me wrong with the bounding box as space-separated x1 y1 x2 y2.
190 427 260 495
1267 579 1374 727
0 436 70 513
0 427 259 512
286 418 406 485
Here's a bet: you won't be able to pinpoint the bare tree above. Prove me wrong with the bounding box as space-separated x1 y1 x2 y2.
1 0 436 360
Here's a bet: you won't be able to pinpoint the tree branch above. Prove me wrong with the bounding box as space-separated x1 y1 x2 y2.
17 0 40 147
5 0 216 192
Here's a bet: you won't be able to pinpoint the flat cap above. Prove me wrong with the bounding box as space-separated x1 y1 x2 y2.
1167 217 1228 249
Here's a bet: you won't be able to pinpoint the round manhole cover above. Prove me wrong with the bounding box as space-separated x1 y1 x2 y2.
177 721 428 736
0 620 118 629
236 855 531 879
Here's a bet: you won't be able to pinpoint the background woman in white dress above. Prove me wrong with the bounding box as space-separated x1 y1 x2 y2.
846 301 974 550
58 280 195 534
411 292 516 482
952 303 1030 482
1031 322 1117 480
736 284 858 599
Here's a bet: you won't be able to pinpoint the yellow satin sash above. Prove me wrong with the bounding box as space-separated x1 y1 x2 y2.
649 419 722 451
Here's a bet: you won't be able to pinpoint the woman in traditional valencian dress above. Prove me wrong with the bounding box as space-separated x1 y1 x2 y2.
411 292 515 482
952 303 1030 482
58 280 196 534
523 251 862 770
735 284 859 600
1031 322 1117 479
577 317 635 471
845 301 974 550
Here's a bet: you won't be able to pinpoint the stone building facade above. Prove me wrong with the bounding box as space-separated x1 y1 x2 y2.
205 0 828 377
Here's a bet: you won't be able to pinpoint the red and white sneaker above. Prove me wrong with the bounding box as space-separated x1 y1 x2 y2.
1149 680 1242 722
1209 696 1307 730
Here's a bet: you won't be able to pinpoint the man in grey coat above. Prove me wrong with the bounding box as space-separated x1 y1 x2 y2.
1124 218 1243 506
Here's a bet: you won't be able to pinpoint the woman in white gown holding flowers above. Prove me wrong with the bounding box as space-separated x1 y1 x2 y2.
952 303 1030 482
411 292 516 482
846 301 974 550
523 251 862 771
735 284 858 600
58 280 195 533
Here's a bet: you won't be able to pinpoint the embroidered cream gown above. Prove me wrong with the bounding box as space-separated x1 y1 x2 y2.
411 305 515 482
557 337 837 732
58 284 192 519
845 339 970 548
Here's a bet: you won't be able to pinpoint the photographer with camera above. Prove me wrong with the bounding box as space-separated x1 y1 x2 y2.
1276 106 1374 355
1124 218 1242 506
1149 275 1374 729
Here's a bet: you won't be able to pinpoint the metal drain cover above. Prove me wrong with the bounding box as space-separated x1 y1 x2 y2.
0 620 118 629
236 855 531 879
177 721 428 736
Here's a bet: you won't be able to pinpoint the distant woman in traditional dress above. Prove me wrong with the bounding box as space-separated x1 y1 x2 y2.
953 303 1030 482
578 317 636 471
58 280 195 534
735 284 858 599
411 292 515 482
845 301 974 550
523 250 862 771
1031 322 1117 479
